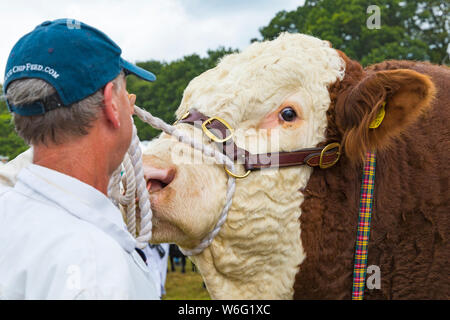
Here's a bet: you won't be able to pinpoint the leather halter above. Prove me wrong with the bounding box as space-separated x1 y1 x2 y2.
177 109 341 177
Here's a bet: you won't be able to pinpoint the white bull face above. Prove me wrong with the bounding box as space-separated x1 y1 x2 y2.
143 33 346 299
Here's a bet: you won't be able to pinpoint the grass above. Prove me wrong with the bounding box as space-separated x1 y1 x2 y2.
163 259 211 300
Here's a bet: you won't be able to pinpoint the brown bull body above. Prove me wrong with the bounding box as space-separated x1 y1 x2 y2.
296 60 449 299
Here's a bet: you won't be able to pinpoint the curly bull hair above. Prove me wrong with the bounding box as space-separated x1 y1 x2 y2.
294 53 449 299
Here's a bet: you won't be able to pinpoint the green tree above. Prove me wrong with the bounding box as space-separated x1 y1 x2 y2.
127 47 238 141
0 84 29 160
414 1 449 64
256 0 449 66
2 1 446 158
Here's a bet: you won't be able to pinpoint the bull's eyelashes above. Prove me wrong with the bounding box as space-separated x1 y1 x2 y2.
279 107 297 122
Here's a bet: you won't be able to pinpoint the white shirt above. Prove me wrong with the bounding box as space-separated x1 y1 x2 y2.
0 163 159 300
143 243 169 297
0 148 33 186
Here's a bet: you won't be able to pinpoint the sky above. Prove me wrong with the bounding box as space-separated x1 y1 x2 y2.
0 0 304 82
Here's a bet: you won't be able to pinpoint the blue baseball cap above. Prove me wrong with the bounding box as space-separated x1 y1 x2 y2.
3 18 156 116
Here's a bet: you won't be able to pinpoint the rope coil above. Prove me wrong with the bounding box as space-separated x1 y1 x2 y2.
109 105 236 255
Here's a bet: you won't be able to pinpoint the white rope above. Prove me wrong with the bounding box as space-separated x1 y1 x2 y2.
108 151 137 237
128 123 153 249
107 165 121 208
107 121 152 248
133 106 237 256
108 106 237 255
121 153 137 237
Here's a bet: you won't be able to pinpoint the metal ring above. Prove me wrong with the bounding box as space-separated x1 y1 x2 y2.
173 110 190 125
224 166 251 179
319 142 341 169
202 116 234 143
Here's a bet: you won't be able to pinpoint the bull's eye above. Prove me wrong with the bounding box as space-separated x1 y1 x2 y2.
280 107 297 122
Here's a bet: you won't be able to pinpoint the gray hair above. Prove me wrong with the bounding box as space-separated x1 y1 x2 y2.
5 71 125 145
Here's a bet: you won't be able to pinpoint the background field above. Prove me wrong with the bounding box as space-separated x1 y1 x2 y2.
163 259 211 300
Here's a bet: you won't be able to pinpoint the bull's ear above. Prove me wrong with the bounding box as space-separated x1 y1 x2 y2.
337 69 436 162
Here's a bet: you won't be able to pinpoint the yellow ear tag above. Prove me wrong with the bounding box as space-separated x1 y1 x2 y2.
369 102 386 129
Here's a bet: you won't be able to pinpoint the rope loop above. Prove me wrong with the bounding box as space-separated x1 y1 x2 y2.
109 106 236 255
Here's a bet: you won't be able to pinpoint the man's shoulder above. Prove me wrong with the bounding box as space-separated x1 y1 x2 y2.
47 225 152 299
0 187 127 261
0 149 33 187
0 184 75 230
0 179 48 208
0 202 135 299
35 209 129 263
58 222 129 261
49 224 131 284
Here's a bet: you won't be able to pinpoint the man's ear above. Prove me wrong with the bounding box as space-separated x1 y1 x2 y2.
336 68 436 162
103 82 120 129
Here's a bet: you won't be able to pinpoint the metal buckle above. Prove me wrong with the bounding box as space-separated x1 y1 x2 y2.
224 166 251 179
173 110 190 125
319 142 341 169
201 116 234 143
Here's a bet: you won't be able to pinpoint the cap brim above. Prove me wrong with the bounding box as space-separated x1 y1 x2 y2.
120 58 156 82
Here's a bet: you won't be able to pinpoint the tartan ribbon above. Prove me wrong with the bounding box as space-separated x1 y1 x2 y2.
352 151 376 300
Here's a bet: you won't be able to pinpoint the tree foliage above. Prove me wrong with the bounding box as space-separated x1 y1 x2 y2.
256 0 449 66
0 1 448 159
0 84 29 160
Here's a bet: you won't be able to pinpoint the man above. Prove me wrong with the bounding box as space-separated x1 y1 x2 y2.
0 19 159 299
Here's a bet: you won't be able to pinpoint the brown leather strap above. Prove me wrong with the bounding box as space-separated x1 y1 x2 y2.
245 148 340 170
179 109 248 162
178 109 341 170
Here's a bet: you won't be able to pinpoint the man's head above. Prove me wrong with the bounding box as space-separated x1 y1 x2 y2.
6 70 134 172
2 19 156 172
6 71 125 146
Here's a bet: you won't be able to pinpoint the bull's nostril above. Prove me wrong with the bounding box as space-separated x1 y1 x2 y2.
144 166 176 193
147 179 166 193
